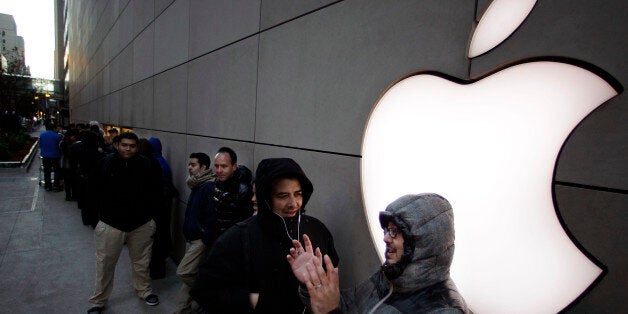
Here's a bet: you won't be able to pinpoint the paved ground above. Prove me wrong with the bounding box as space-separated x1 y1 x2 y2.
0 127 180 313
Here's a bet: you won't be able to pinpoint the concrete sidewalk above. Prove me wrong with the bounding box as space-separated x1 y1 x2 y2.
0 145 180 313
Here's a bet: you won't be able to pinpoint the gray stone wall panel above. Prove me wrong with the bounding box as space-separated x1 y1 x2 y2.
187 36 258 140
117 2 134 53
154 0 189 73
556 97 627 190
153 66 187 132
131 0 155 37
120 85 134 127
133 25 155 83
115 45 134 92
188 0 261 59
554 186 627 313
260 0 338 30
155 0 175 18
106 91 120 125
256 0 473 155
131 78 155 129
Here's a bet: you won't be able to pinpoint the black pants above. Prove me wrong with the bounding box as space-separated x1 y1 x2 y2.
149 199 173 279
62 168 76 199
42 157 61 189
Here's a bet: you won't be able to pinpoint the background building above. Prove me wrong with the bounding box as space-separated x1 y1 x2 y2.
54 1 69 126
0 13 28 75
58 1 626 312
0 13 34 121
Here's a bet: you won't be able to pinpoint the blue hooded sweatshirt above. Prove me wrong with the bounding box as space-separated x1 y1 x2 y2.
148 137 173 184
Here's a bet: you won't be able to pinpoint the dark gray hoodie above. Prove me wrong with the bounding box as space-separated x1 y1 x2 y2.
309 193 470 313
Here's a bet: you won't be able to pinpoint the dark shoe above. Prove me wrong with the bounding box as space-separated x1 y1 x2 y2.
87 306 103 313
145 294 159 306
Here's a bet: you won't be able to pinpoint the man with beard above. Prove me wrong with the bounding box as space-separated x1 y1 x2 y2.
288 193 470 313
191 158 339 313
174 152 216 314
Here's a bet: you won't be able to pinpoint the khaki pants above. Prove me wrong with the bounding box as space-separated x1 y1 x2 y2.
89 220 156 307
176 239 206 312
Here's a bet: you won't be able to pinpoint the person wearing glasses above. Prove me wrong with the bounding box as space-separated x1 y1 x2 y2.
288 193 470 313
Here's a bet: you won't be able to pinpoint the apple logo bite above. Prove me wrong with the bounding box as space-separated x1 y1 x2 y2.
361 1 622 313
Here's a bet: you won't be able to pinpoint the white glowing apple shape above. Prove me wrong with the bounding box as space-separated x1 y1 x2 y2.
361 60 618 313
468 0 537 58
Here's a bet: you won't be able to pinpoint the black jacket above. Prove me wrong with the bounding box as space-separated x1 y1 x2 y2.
90 153 160 231
212 165 254 234
191 158 339 313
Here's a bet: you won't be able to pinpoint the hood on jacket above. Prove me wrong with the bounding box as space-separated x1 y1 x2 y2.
146 136 174 183
378 193 455 293
148 137 163 156
254 158 313 215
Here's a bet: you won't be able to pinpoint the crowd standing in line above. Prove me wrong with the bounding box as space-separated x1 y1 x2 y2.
173 147 255 313
40 121 471 313
59 128 79 200
190 158 339 313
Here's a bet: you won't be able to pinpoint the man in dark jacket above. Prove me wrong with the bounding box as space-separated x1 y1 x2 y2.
211 147 254 235
191 158 340 313
86 132 161 314
144 137 178 279
73 127 104 227
175 152 216 313
288 193 471 313
59 128 79 200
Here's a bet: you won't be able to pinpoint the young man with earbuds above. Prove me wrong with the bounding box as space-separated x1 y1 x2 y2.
191 158 339 313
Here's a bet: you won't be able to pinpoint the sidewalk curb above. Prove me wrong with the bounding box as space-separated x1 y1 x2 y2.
0 139 39 170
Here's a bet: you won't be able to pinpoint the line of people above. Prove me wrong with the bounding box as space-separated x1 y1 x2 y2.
178 154 471 313
82 133 261 314
44 122 471 313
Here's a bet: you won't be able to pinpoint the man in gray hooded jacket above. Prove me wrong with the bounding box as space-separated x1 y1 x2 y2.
288 193 470 313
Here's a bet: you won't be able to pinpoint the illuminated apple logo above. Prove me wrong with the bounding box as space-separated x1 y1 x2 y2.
361 1 622 313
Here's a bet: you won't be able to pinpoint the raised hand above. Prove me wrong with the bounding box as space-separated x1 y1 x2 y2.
304 254 340 314
287 234 322 285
